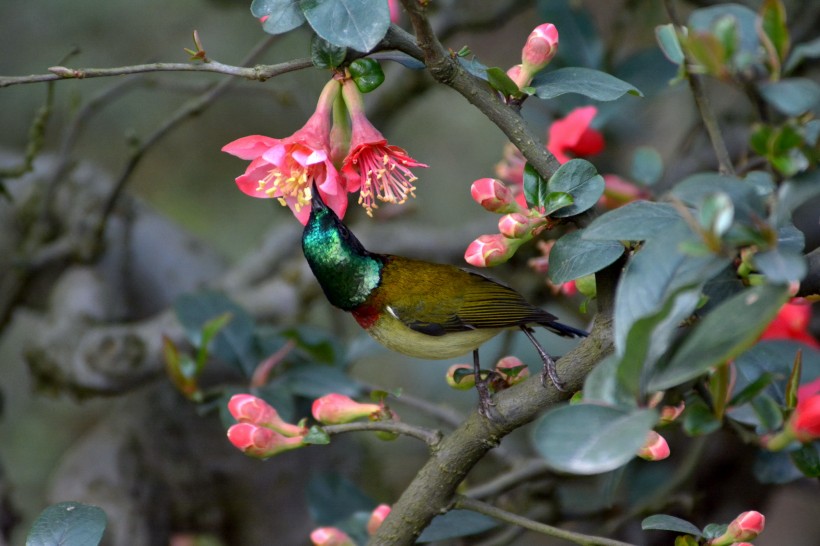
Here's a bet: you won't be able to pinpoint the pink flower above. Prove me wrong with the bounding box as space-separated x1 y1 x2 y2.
759 299 819 348
521 23 559 74
312 393 382 425
471 177 520 213
222 79 347 225
464 234 518 267
710 511 765 545
310 527 355 546
226 423 304 459
341 80 427 216
227 394 305 437
547 106 604 164
388 0 400 23
367 504 391 535
636 431 670 461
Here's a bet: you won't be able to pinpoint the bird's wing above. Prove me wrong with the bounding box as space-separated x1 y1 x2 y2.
379 257 559 336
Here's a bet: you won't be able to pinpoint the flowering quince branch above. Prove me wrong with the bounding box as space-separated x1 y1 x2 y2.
321 421 441 448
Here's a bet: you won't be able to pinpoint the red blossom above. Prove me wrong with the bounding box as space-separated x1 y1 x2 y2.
226 423 304 459
222 79 347 225
341 80 427 216
791 378 820 442
547 106 604 164
759 299 819 348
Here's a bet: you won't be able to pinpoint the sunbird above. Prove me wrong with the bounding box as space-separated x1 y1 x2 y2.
302 192 587 415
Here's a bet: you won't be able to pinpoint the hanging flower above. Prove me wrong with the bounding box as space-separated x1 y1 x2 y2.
222 79 347 225
341 79 427 216
759 299 819 348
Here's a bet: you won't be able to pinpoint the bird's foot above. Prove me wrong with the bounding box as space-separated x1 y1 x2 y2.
540 354 566 392
475 377 497 419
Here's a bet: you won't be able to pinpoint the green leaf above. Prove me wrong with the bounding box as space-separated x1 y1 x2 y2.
655 24 685 65
306 473 375 526
759 0 790 64
174 291 257 376
548 230 624 284
252 0 305 35
301 0 390 53
532 67 643 101
27 502 107 546
542 192 575 216
784 36 820 73
583 354 636 408
689 4 759 56
303 425 331 445
753 248 807 283
670 173 766 223
532 404 657 474
631 146 664 186
584 201 683 241
754 449 804 484
310 34 347 69
649 284 791 391
547 159 606 217
523 163 548 209
729 372 774 407
349 58 385 93
486 66 520 96
614 224 730 355
642 514 703 537
790 443 820 478
682 393 722 436
416 510 498 543
777 170 820 221
758 78 820 117
751 393 783 432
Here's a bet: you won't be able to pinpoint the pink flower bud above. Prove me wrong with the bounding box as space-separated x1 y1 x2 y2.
367 504 392 535
498 213 532 239
226 423 304 459
312 393 382 425
636 431 670 461
521 23 559 74
710 511 765 545
228 394 305 437
388 0 400 23
506 64 529 89
470 178 519 213
495 356 530 386
658 402 686 425
464 234 516 267
789 391 820 442
445 364 476 390
310 527 356 546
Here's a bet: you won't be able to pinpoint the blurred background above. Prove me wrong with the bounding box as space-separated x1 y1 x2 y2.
1 0 818 544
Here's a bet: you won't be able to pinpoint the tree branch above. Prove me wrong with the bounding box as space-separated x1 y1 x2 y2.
323 421 442 448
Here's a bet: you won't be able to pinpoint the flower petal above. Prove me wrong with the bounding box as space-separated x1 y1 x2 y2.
222 135 279 160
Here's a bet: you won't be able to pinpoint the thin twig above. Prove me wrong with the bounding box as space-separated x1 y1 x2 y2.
465 458 552 499
664 0 735 175
323 421 442 447
454 496 637 546
0 58 313 88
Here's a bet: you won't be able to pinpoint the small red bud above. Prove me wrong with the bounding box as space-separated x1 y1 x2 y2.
464 234 517 267
506 64 529 89
226 423 304 459
310 527 356 546
498 212 532 239
367 504 392 535
495 356 530 386
228 394 305 437
312 393 382 425
636 431 670 461
709 511 765 545
470 178 519 213
659 401 686 425
521 23 559 74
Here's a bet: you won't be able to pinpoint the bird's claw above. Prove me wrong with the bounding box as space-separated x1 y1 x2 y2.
540 356 566 392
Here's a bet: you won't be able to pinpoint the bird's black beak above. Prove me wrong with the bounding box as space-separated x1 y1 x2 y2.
310 185 328 213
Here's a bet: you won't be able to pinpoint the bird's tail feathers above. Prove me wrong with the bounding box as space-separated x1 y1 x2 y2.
540 321 588 338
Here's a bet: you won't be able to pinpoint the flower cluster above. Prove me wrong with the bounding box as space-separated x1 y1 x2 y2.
225 393 398 459
223 77 426 224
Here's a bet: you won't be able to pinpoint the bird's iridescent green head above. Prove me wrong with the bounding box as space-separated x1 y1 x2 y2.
302 192 382 310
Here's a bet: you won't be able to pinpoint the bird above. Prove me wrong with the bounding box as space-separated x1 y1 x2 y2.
301 191 587 416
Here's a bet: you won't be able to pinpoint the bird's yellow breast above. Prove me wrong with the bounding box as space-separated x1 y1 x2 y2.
364 310 502 359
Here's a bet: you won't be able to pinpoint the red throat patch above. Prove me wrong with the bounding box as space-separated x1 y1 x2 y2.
352 304 379 330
